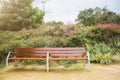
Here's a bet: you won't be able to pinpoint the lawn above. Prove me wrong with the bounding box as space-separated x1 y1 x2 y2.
0 64 120 80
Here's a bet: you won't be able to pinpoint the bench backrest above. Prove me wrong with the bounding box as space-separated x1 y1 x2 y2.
14 48 86 57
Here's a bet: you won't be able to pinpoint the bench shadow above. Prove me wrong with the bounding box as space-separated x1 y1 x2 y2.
7 63 87 73
8 67 86 73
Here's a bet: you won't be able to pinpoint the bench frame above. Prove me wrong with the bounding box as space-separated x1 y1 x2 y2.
6 48 90 72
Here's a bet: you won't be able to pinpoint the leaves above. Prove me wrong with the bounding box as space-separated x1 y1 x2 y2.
0 25 120 64
0 0 44 31
76 7 120 26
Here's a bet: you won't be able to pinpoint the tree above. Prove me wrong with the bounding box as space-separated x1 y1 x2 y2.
76 8 96 26
0 0 44 31
76 7 120 26
46 21 63 27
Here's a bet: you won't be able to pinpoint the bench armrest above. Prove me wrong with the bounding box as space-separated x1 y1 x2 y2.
6 52 11 59
6 52 14 71
6 52 14 59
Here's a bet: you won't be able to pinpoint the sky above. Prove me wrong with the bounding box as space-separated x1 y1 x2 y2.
32 0 120 24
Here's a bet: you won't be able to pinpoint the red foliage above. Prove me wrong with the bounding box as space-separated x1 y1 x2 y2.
97 23 120 29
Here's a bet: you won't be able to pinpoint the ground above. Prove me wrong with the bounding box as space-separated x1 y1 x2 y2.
0 63 120 80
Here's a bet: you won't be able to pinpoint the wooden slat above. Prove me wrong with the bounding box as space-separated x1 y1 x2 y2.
50 53 85 57
14 48 85 52
8 58 88 60
9 58 46 60
14 53 85 57
14 53 46 57
49 58 88 60
49 51 85 53
15 50 85 53
14 48 85 55
15 51 48 54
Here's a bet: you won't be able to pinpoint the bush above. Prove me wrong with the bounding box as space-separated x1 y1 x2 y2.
46 21 63 27
86 26 120 52
53 37 66 47
28 36 55 47
47 26 65 36
88 43 117 64
0 25 120 64
0 0 44 31
0 31 28 62
65 35 85 47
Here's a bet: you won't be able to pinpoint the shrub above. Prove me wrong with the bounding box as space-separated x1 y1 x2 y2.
46 21 63 27
46 26 65 37
86 26 120 53
28 36 54 47
88 43 117 64
0 25 120 65
53 37 66 47
0 31 28 62
65 35 85 47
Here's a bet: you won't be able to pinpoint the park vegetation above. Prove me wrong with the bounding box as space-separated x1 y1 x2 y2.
0 0 44 31
0 0 120 65
76 7 120 26
0 25 120 64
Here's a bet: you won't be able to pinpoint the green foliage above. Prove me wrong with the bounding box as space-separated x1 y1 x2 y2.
0 0 44 31
46 21 63 27
53 37 66 47
47 26 65 36
22 60 46 65
0 25 120 65
28 36 55 47
88 43 115 64
0 31 28 61
76 8 95 26
86 27 120 53
76 7 120 26
65 35 85 47
85 26 120 64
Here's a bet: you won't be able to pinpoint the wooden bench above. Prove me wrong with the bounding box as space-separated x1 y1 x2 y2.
6 48 90 72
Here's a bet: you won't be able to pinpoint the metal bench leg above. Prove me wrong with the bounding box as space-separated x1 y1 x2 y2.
14 56 18 67
46 52 49 72
6 52 11 72
87 52 90 72
83 60 86 67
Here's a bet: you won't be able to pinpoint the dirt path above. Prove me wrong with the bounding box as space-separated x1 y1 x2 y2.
0 64 120 80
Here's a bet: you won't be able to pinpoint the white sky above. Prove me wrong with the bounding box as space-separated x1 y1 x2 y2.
32 0 120 24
